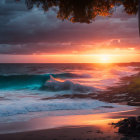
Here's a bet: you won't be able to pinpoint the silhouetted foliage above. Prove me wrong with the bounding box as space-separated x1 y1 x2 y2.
15 0 140 34
24 0 139 23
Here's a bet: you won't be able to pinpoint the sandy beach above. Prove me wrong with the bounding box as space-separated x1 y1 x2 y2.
0 107 139 140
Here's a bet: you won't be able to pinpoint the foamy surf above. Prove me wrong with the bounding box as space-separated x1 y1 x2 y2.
0 98 135 123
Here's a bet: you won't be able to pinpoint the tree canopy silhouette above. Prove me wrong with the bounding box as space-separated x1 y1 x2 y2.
15 0 140 34
24 0 139 23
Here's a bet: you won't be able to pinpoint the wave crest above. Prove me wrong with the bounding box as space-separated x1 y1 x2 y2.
40 75 95 93
0 73 92 91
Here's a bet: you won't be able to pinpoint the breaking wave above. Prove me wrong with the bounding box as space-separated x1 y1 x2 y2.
0 73 95 93
40 75 95 93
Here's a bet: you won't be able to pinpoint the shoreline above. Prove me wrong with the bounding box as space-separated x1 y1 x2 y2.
0 106 137 134
0 64 140 139
0 107 139 140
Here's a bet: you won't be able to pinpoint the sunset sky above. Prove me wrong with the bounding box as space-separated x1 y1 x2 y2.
0 0 140 63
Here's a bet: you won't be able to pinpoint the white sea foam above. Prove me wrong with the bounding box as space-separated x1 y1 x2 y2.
0 98 133 118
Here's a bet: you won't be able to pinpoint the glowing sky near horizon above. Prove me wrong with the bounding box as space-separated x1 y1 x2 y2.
1 54 140 63
0 0 140 63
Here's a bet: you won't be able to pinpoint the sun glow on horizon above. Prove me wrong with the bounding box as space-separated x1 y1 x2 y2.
98 54 111 63
0 53 140 63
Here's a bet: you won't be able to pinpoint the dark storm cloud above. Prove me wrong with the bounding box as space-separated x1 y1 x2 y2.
0 0 139 54
0 43 77 54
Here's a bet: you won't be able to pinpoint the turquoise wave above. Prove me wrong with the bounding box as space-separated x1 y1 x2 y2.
0 73 91 90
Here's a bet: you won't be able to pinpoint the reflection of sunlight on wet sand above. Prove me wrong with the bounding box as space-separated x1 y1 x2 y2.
30 112 122 133
0 108 137 134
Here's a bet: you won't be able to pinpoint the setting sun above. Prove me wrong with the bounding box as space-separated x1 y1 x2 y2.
98 54 111 63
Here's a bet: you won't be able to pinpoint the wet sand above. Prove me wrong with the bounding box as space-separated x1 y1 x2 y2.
0 108 139 140
0 126 122 140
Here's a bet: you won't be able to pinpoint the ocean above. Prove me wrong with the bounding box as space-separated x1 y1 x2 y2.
0 63 139 123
